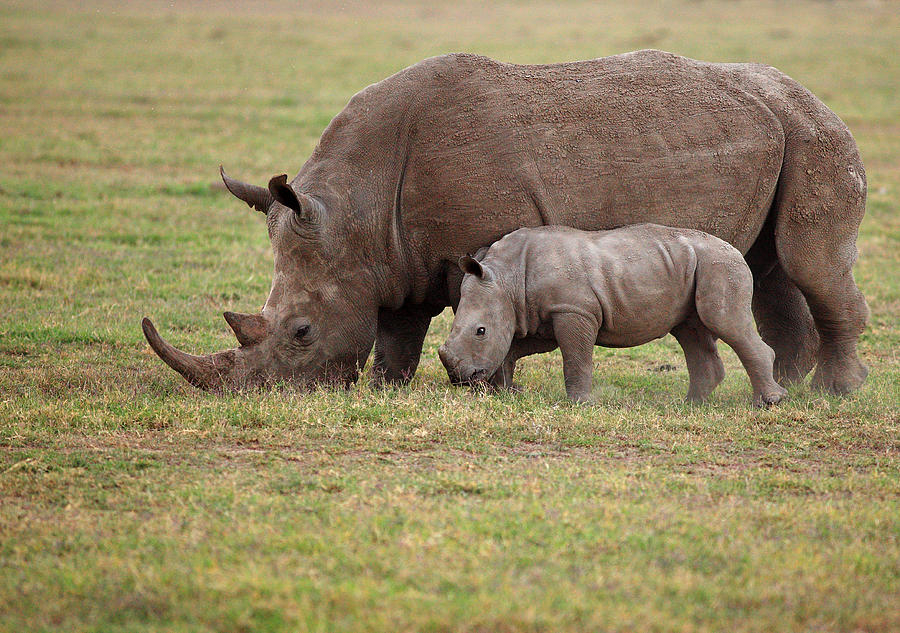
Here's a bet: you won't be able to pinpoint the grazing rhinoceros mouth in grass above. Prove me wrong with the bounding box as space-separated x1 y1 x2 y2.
143 49 869 395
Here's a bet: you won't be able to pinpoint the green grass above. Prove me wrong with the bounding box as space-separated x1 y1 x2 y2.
1 1 898 631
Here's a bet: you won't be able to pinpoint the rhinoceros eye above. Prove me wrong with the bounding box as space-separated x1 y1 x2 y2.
476 326 486 337
295 324 311 340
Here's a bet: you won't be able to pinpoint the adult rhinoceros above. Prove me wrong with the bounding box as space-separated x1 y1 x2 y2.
142 50 869 395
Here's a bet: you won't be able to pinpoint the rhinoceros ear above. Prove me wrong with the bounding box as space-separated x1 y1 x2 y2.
268 174 319 223
459 255 485 278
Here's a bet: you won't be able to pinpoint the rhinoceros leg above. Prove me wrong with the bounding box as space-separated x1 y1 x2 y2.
770 130 869 395
753 67 869 394
370 305 433 386
777 238 869 396
717 326 787 408
552 313 600 403
486 355 516 391
486 336 558 391
693 264 788 408
671 318 725 403
751 263 819 386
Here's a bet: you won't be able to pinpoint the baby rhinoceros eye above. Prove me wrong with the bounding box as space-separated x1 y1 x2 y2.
476 326 486 337
295 324 311 340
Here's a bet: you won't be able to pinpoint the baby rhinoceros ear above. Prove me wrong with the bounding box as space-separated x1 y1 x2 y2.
458 255 485 278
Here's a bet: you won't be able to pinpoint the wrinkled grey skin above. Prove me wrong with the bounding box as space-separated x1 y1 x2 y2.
143 50 868 394
439 225 790 407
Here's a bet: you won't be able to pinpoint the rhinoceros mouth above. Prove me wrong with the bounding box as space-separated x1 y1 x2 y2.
446 367 488 386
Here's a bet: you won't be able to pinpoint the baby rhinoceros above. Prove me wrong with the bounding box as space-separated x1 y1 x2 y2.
438 224 788 407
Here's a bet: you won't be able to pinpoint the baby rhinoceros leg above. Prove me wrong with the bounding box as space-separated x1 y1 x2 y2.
671 317 726 403
486 356 516 391
552 312 600 403
487 337 560 392
693 255 789 408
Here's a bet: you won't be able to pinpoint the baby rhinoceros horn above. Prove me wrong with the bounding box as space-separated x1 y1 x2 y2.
223 311 268 347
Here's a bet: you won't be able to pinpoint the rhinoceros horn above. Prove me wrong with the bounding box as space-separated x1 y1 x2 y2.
223 311 268 347
142 317 237 391
220 166 272 214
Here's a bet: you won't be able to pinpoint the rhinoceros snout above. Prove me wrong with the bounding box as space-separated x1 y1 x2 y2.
439 344 486 385
438 344 464 384
437 344 452 369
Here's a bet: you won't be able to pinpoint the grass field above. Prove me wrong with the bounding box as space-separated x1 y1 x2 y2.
1 1 898 631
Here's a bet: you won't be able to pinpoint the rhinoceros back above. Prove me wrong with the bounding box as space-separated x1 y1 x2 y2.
388 51 785 264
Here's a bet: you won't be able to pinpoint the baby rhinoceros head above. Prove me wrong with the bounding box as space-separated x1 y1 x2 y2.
439 255 516 386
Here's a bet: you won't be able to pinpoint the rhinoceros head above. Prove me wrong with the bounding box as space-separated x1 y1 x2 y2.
438 255 517 384
142 168 378 391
